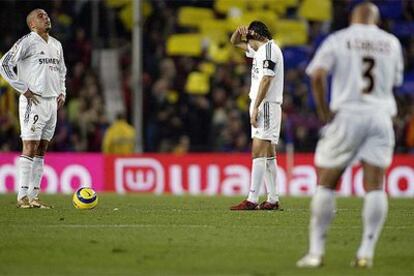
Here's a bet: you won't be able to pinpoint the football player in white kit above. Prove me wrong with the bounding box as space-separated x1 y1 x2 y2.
229 21 284 211
0 9 66 208
297 3 404 268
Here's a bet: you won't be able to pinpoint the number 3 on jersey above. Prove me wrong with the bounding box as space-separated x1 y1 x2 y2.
362 56 375 94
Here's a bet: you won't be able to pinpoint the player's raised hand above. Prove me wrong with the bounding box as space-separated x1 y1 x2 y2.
23 89 40 105
237 26 249 36
251 107 259 128
57 93 65 109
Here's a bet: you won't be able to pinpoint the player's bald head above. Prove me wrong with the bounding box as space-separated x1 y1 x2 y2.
26 9 42 30
351 2 380 25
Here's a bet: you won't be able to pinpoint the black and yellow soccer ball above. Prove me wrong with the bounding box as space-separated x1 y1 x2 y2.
72 187 98 209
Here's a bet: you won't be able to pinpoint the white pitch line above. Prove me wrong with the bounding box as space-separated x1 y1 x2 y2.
25 224 414 230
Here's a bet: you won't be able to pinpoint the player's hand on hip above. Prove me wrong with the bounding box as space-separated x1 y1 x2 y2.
318 110 336 124
57 93 65 109
251 107 259 128
23 89 40 105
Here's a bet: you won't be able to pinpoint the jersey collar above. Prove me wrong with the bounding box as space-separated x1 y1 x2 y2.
31 31 50 44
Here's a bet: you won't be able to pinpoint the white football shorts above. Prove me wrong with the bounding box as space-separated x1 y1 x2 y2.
19 95 57 141
315 111 395 168
250 101 282 144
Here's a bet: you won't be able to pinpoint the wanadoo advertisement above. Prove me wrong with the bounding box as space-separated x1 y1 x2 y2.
0 153 413 197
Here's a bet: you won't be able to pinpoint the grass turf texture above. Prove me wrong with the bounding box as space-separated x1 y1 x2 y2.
0 194 413 276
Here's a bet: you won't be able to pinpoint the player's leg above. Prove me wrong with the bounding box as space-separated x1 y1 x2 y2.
27 140 51 208
259 103 282 210
230 138 269 210
352 162 387 268
305 167 344 263
17 94 42 208
353 115 393 267
28 98 57 209
258 143 281 210
297 167 344 267
298 112 362 267
17 140 40 208
247 138 270 204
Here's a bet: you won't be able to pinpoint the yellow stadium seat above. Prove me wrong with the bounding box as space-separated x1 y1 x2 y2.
166 34 203 57
106 0 131 8
199 19 228 34
199 62 216 76
236 93 249 112
299 0 332 22
214 0 246 14
254 0 298 15
118 2 133 30
227 10 278 34
185 72 210 95
208 42 232 64
117 1 152 31
274 19 308 46
167 90 179 104
199 19 229 44
178 7 214 27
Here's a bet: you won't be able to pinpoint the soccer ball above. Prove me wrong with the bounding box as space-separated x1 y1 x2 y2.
72 187 98 209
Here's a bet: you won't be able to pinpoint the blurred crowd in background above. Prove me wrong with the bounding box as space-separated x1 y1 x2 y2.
0 0 414 154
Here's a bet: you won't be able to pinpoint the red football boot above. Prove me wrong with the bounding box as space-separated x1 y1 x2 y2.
230 200 258 211
258 201 282 211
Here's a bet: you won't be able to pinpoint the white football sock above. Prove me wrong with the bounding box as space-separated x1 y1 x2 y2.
357 190 388 259
28 156 44 200
17 155 33 200
265 157 279 204
309 186 336 257
247 157 267 204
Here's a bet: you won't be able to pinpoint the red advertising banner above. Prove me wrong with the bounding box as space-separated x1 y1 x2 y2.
0 153 104 194
103 154 414 197
0 153 413 197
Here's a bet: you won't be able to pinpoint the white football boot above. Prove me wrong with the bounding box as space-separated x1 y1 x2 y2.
296 254 323 268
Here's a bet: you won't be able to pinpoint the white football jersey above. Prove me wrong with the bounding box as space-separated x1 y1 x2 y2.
246 40 284 103
0 32 66 98
306 24 404 116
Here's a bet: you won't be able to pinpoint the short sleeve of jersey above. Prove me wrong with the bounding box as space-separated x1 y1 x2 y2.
394 38 404 86
262 43 278 77
245 44 255 58
306 35 336 76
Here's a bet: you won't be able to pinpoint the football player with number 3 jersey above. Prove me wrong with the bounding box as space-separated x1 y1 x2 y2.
0 9 67 209
297 2 404 268
229 21 284 211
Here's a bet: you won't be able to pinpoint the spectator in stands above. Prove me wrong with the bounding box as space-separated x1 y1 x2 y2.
102 112 136 154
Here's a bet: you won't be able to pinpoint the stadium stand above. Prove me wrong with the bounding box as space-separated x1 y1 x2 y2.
0 0 413 154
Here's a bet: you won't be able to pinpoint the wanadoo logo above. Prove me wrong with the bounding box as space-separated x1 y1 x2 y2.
115 158 164 194
0 158 92 193
113 157 414 197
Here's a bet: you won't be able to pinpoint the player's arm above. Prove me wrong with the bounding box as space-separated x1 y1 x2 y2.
251 75 274 127
230 26 249 51
0 39 39 105
251 46 278 127
57 42 67 109
306 35 336 124
310 68 333 124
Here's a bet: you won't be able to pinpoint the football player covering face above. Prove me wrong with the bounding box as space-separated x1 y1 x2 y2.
229 21 285 211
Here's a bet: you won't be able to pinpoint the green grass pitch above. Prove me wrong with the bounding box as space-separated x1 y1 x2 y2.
0 194 413 276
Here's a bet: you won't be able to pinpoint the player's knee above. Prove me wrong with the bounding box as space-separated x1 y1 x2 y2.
363 179 384 192
22 141 40 157
36 142 48 156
